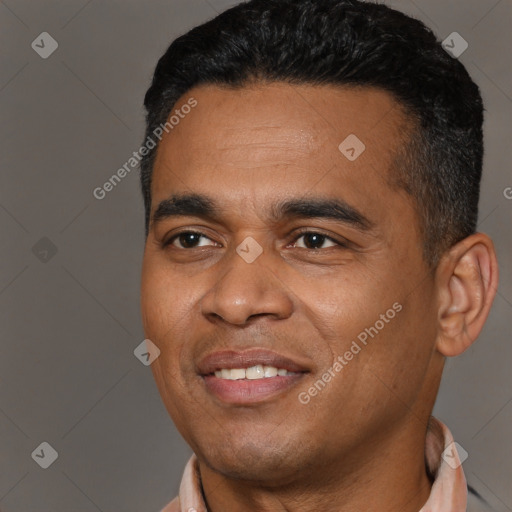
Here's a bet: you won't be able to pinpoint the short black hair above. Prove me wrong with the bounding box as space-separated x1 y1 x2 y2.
140 0 484 266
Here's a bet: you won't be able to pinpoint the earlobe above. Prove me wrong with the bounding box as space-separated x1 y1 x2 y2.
435 233 498 357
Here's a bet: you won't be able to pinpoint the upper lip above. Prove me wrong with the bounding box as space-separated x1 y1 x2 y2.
197 348 310 375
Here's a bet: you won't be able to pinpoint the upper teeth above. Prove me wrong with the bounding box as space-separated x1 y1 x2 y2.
214 365 292 380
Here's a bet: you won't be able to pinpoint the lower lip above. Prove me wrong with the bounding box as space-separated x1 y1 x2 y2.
202 373 305 404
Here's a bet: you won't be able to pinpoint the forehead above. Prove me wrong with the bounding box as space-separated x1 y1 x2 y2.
151 82 413 218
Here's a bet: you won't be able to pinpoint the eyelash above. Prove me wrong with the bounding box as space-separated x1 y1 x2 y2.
163 229 348 250
290 229 349 250
163 230 215 249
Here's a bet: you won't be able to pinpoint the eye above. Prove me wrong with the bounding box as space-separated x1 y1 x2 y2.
165 231 217 249
292 231 341 250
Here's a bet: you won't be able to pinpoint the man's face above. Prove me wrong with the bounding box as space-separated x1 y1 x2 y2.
141 83 441 483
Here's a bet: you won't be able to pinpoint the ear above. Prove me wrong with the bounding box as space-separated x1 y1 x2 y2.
435 233 499 357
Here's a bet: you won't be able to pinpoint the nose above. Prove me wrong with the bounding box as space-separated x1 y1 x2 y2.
200 247 294 326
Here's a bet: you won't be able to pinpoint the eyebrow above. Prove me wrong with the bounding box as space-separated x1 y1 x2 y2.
151 194 220 228
271 197 373 231
151 193 374 232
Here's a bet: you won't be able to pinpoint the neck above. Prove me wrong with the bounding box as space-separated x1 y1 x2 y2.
199 417 432 512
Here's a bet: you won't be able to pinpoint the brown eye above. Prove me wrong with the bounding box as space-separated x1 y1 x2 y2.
294 232 338 250
165 231 216 249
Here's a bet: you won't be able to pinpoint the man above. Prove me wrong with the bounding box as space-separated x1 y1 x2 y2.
138 1 499 510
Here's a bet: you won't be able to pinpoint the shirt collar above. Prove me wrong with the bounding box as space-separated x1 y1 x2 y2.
165 416 467 512
419 417 467 512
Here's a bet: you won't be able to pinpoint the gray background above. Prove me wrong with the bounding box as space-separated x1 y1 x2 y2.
0 0 510 510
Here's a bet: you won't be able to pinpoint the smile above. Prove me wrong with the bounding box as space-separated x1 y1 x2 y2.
213 365 297 380
198 349 310 404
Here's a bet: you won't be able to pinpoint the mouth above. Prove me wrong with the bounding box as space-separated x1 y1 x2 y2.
197 349 310 404
213 365 296 380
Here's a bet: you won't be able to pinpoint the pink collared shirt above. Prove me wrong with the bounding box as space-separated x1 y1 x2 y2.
161 417 471 512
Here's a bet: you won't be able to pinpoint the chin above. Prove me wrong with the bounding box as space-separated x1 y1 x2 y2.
195 431 312 484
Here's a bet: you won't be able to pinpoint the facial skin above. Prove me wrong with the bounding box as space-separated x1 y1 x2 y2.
140 83 498 512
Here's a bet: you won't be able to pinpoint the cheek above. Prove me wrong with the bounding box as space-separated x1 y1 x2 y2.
141 256 199 419
356 298 437 411
297 265 399 346
141 255 191 339
140 257 197 394
305 266 435 405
